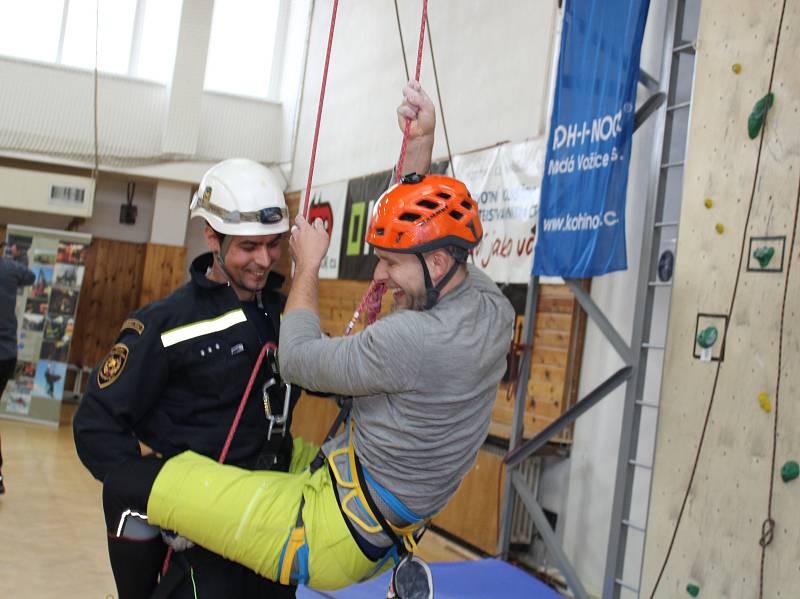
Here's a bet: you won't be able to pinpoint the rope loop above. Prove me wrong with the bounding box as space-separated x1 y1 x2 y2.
759 517 775 548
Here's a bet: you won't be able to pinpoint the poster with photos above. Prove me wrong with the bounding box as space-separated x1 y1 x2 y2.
1 225 91 425
3 362 35 415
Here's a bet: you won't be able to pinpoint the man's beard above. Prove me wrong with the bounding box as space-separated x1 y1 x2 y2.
391 289 426 312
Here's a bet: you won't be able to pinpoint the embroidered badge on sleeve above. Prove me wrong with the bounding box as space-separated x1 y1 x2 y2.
120 318 145 335
97 343 129 389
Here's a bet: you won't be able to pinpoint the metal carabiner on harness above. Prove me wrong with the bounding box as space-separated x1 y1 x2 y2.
261 347 292 441
264 382 292 441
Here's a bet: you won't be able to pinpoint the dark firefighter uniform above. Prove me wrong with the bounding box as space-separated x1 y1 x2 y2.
73 252 299 599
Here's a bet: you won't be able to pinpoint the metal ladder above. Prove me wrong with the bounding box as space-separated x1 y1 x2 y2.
603 0 700 596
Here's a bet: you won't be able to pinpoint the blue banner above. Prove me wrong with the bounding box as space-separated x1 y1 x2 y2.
533 0 650 278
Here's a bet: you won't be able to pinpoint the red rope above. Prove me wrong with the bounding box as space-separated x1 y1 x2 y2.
218 342 276 463
162 340 276 575
302 0 340 220
395 0 429 183
344 281 386 336
347 1 428 335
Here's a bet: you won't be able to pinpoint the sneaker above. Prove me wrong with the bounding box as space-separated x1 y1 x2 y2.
0 474 5 494
387 555 433 599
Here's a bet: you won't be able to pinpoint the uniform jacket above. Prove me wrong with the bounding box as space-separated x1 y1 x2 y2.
74 253 297 482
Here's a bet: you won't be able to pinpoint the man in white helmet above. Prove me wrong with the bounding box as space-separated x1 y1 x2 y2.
74 158 307 599
74 81 436 599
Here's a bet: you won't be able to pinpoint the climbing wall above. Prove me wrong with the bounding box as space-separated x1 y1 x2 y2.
641 1 800 597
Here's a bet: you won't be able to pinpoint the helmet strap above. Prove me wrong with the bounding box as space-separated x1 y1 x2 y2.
214 251 234 284
213 233 235 283
415 253 461 310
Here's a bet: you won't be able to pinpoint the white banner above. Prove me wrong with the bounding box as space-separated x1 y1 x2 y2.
299 180 348 279
453 139 547 284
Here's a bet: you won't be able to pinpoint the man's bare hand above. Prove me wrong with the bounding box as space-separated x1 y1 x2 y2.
397 80 435 142
289 215 330 274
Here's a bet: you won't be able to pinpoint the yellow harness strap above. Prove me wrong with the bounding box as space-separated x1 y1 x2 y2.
328 419 431 553
278 526 307 585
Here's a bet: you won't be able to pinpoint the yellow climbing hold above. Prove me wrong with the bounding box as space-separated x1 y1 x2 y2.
715 223 725 234
732 63 742 74
704 198 713 209
758 392 771 413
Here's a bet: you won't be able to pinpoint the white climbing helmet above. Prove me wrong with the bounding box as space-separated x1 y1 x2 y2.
190 158 289 236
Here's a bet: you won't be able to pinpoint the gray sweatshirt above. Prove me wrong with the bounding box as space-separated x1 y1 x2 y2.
280 266 514 515
0 257 35 361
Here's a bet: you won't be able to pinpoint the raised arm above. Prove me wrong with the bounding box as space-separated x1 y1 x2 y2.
397 80 436 176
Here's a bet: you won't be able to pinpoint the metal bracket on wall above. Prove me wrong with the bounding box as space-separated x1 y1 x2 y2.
497 271 635 599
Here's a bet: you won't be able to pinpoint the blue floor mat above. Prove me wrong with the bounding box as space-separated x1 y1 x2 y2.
296 558 562 599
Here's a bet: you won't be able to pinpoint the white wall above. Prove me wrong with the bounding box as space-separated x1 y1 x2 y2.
287 0 558 190
75 177 155 243
0 175 155 244
150 181 192 247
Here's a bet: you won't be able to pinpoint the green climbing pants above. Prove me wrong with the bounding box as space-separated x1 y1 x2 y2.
146 439 393 590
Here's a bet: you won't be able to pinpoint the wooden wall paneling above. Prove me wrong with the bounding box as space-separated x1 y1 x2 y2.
432 446 505 555
560 279 589 442
490 283 586 443
138 243 188 308
69 238 145 369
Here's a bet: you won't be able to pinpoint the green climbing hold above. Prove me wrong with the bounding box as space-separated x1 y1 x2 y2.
687 583 700 597
748 93 774 139
781 460 799 483
753 246 775 268
697 326 718 349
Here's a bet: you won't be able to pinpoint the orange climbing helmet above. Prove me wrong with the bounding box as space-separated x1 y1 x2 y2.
366 173 482 256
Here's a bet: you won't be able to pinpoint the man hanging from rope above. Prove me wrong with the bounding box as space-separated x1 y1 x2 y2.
102 81 514 597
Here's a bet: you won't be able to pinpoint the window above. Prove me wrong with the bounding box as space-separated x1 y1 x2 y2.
204 0 282 99
136 0 183 83
0 0 64 63
0 0 182 84
61 0 137 75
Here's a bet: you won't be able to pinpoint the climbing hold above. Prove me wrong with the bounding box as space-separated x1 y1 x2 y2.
697 326 718 349
658 250 675 282
732 63 742 74
686 583 700 597
748 92 774 139
704 198 713 209
715 223 725 234
753 246 775 268
781 461 799 483
758 392 771 413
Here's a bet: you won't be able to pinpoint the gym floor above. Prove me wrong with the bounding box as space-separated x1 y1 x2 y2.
0 404 476 599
